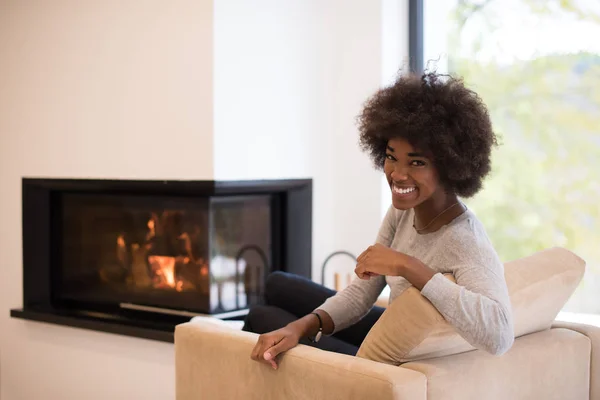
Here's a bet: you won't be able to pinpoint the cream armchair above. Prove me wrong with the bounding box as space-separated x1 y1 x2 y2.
175 248 599 399
175 318 598 399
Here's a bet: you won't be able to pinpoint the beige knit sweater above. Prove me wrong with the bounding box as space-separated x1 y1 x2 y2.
317 205 515 355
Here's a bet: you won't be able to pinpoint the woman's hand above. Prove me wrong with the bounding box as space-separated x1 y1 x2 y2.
355 243 437 290
250 325 301 370
355 243 407 279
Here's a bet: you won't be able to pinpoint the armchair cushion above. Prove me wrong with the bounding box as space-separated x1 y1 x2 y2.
356 247 585 365
552 321 600 399
401 328 591 400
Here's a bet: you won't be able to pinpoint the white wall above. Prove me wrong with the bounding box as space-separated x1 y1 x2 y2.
0 1 408 398
214 0 394 281
213 0 317 181
0 1 213 399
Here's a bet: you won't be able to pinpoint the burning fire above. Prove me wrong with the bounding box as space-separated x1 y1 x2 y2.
149 256 176 288
110 212 207 292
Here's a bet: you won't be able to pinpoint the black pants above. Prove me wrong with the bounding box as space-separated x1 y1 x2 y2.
242 271 385 356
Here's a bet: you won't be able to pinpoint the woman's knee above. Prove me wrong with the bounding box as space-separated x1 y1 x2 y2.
243 304 295 334
243 305 271 333
265 271 313 307
265 271 294 294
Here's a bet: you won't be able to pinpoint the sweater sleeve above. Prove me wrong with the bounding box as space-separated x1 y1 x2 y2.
316 206 397 332
420 251 514 355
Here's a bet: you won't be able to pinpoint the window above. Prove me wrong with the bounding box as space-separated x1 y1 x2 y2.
418 0 600 315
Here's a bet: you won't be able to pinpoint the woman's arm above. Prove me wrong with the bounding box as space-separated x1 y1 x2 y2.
316 206 398 333
355 243 514 355
250 207 399 369
251 309 335 370
316 275 387 333
287 308 335 337
418 262 514 355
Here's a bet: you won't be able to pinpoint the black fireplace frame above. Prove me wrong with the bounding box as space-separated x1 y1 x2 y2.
11 178 312 342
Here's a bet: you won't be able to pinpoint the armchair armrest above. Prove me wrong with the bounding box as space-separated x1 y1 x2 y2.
552 321 600 399
175 321 426 400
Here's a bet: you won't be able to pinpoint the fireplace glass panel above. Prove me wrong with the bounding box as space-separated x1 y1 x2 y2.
57 193 271 314
209 196 271 313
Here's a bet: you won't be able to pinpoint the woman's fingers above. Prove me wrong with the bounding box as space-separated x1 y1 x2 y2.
356 247 370 263
251 334 283 369
264 337 297 370
355 263 370 280
264 339 288 361
250 328 300 370
250 336 264 361
355 260 381 280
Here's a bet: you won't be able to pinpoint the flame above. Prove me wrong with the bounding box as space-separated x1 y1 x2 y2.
113 213 205 292
149 255 176 287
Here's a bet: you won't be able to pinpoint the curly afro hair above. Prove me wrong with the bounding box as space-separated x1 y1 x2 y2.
358 72 497 198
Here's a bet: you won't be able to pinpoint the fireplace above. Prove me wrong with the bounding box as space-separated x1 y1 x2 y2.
11 178 312 342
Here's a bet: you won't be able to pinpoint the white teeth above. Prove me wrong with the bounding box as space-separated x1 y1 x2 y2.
393 186 416 195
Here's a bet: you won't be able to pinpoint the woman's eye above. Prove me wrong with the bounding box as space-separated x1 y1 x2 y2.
411 160 426 167
385 154 395 161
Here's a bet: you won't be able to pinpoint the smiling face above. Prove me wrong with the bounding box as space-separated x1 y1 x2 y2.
384 138 445 210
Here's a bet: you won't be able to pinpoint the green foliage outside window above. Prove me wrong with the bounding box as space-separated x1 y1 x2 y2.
444 0 600 312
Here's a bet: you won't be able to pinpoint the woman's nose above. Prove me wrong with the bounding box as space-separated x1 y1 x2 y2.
391 167 408 181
